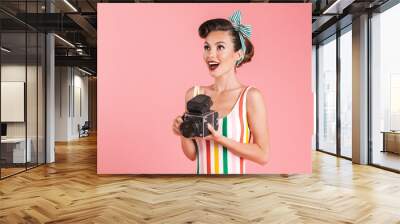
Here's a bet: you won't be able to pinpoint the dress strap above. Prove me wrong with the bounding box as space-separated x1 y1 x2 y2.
241 86 252 123
243 86 252 99
240 86 252 107
193 85 201 97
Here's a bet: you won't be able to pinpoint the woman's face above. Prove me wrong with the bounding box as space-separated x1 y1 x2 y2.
203 31 242 78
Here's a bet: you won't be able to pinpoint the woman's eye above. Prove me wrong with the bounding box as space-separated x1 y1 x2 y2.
217 45 225 50
204 45 210 50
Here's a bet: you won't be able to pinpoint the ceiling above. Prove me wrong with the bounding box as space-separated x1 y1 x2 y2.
0 0 394 75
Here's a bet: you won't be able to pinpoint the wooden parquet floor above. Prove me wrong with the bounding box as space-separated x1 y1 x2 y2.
1 134 400 224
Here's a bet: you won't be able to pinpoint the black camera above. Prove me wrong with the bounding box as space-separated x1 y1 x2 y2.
180 94 219 138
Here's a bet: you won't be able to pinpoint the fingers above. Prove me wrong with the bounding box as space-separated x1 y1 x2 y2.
192 137 202 141
176 116 183 123
206 123 221 142
207 123 216 135
172 116 183 136
172 126 179 136
203 135 213 141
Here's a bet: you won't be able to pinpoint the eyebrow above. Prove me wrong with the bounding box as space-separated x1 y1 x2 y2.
204 41 226 45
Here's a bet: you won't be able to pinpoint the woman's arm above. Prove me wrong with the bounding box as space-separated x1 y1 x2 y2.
206 88 270 165
180 137 196 161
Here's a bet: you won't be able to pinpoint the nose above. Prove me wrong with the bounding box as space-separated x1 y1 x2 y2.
205 47 217 59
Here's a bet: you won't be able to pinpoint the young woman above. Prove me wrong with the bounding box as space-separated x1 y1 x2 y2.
172 11 270 174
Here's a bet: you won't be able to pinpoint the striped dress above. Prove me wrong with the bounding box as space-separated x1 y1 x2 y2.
193 86 252 174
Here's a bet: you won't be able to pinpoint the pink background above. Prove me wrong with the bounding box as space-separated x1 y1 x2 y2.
98 3 312 174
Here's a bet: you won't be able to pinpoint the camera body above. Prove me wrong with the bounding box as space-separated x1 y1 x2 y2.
180 94 219 138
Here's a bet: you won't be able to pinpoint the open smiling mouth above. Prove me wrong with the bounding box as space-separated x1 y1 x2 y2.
208 61 220 71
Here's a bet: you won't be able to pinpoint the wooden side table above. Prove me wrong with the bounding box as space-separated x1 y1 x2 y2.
381 131 400 154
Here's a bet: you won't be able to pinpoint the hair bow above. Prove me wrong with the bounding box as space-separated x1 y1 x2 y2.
229 10 252 65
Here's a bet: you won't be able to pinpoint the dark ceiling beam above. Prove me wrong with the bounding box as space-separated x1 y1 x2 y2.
312 0 353 35
11 13 83 32
312 0 389 43
56 47 97 56
0 18 27 31
322 0 356 14
374 0 400 12
86 0 97 11
312 14 352 44
312 15 335 33
67 13 97 45
0 8 38 31
0 7 82 36
55 55 96 68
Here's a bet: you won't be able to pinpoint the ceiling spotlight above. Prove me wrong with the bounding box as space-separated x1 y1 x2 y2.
76 48 85 55
54 34 75 48
1 47 11 53
63 0 78 12
78 67 93 76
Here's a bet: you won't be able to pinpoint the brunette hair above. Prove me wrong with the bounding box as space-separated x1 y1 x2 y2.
198 18 254 67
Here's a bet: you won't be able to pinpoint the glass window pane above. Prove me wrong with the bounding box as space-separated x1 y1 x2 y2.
371 3 400 171
1 31 27 177
340 28 352 158
312 45 317 150
26 0 40 169
0 1 46 179
38 32 45 165
318 36 337 154
27 31 38 169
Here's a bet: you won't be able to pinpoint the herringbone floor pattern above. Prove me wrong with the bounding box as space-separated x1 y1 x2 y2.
1 134 400 223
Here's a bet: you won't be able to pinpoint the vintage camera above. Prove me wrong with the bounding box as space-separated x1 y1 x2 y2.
180 94 219 138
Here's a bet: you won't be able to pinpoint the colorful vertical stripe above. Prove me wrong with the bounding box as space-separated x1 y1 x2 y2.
195 140 199 174
206 140 211 174
222 117 228 174
214 142 219 174
196 86 252 174
238 87 246 174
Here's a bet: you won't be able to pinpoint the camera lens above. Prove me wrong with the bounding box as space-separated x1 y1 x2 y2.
180 120 203 138
192 122 201 136
180 121 195 138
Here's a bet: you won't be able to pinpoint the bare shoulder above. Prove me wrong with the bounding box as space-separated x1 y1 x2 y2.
247 87 265 106
246 87 267 121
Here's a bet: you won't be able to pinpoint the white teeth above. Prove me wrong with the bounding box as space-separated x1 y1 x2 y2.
208 62 219 65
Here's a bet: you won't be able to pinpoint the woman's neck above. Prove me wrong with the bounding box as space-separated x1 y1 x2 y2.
212 69 242 93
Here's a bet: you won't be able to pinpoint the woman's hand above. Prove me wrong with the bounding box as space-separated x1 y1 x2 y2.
175 114 197 161
204 123 222 142
172 115 183 136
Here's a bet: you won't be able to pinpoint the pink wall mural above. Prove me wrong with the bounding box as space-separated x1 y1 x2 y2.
98 3 312 174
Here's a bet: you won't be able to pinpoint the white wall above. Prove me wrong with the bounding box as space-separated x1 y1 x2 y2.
1 65 26 135
1 63 46 164
1 65 40 137
55 67 89 141
72 73 89 138
55 67 69 141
